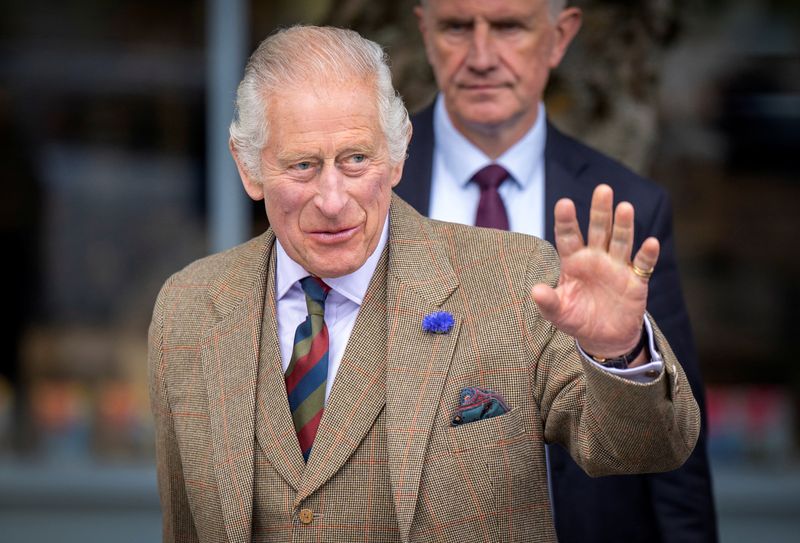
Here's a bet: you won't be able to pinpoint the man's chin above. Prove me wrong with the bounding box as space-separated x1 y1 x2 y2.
304 255 362 279
451 100 518 131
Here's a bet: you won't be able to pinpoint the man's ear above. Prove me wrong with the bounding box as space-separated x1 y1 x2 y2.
413 5 427 40
390 160 405 190
414 4 435 61
230 139 264 201
549 7 582 69
390 125 413 189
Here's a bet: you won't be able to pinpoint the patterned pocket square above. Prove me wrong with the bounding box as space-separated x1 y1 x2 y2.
451 387 509 427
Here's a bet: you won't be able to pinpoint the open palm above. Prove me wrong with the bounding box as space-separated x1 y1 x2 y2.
532 185 660 358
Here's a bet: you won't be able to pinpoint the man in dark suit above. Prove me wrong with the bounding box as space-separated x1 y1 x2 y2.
396 1 717 541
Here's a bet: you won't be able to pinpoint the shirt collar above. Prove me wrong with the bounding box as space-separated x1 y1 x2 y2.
275 213 389 306
433 94 547 189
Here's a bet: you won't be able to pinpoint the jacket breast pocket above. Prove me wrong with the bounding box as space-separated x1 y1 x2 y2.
414 408 546 542
445 407 526 454
445 407 544 539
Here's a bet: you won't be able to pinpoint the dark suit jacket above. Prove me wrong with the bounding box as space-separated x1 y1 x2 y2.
396 104 717 543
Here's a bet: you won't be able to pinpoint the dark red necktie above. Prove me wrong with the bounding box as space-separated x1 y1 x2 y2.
472 164 510 230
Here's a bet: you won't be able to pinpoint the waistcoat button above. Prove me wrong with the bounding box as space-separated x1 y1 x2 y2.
299 508 314 525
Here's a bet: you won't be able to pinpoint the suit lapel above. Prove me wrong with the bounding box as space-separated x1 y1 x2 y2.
544 122 592 244
396 103 435 215
384 196 461 542
295 247 390 504
199 232 273 543
253 244 306 491
401 110 594 246
199 198 460 542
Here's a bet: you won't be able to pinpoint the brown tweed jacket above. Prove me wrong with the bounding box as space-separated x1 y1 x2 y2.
149 194 700 543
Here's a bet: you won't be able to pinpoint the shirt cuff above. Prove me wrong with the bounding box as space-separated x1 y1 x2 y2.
576 316 664 383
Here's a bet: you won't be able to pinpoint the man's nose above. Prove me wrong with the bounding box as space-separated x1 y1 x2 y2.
466 22 497 73
314 162 348 218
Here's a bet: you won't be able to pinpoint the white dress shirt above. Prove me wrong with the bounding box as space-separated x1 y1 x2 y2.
429 95 547 237
429 93 663 379
275 215 389 403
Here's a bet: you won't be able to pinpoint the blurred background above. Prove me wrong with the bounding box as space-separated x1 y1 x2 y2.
0 0 798 541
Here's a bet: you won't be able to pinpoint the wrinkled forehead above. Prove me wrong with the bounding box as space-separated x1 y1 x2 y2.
422 0 555 18
265 78 380 120
264 81 385 152
264 71 379 115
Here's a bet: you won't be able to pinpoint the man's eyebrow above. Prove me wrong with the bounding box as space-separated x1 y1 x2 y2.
436 16 474 26
339 142 376 155
436 14 531 28
276 150 317 164
489 16 528 25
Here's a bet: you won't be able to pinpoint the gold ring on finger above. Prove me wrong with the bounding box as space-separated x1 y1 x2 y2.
631 263 654 280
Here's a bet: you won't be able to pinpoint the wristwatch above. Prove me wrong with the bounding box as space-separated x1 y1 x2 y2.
588 324 648 369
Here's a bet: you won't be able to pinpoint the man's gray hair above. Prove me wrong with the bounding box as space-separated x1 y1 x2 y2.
229 26 411 178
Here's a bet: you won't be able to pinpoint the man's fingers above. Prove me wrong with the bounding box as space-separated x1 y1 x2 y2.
553 198 584 258
609 202 634 261
532 283 562 323
631 237 660 282
587 184 613 250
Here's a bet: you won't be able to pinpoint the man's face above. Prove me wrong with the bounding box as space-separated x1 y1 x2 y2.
235 81 403 278
416 0 580 138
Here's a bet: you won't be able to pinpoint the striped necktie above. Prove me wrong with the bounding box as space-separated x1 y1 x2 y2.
285 276 331 462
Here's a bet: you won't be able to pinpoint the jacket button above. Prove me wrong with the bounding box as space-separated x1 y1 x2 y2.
645 369 659 378
299 508 314 525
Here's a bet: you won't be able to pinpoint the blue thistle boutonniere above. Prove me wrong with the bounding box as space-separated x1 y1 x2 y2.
422 311 455 334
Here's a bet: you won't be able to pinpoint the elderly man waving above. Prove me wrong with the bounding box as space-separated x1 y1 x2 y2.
149 25 699 543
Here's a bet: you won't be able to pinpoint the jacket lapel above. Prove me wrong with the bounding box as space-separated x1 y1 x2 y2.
396 103 435 215
199 232 272 543
253 243 306 491
295 247 390 504
199 198 461 542
384 196 461 542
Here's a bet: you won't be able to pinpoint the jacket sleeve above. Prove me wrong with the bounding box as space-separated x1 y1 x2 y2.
149 277 200 543
525 241 701 477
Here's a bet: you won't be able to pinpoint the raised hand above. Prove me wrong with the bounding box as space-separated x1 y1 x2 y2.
531 184 660 360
